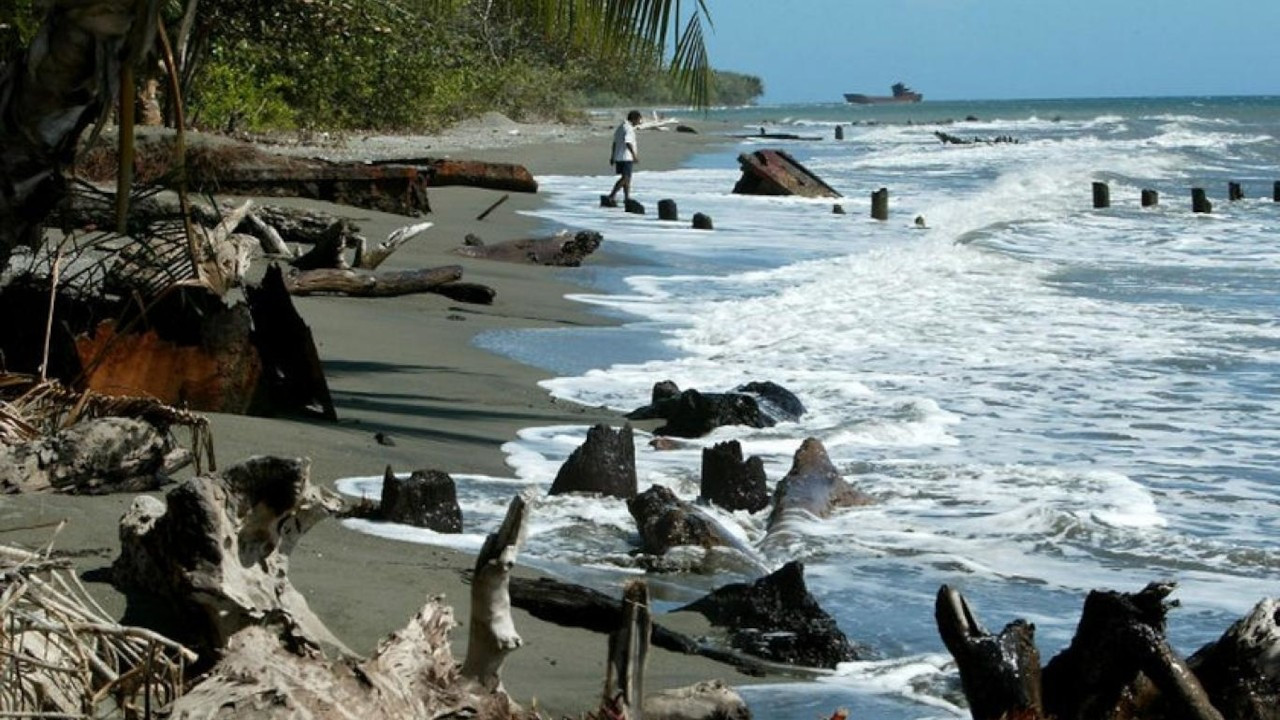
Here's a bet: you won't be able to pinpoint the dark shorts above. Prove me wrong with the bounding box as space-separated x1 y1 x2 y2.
614 160 634 178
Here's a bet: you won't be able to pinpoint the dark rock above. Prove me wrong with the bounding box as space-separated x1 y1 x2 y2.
628 484 732 556
767 438 873 530
379 466 463 532
374 432 395 446
658 199 679 221
700 441 769 513
692 213 714 230
625 199 645 215
675 125 698 134
548 423 637 499
600 194 618 208
626 380 805 439
463 233 485 247
680 561 864 668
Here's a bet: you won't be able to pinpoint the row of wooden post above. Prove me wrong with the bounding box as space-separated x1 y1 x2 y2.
1093 180 1280 213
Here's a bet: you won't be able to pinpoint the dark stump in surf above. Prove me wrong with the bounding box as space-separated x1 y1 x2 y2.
378 467 463 533
1186 598 1280 720
679 560 864 668
700 440 770 513
548 423 637 499
627 484 732 556
626 380 805 439
766 437 872 532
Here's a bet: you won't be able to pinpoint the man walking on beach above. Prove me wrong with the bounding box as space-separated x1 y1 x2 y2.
605 110 642 207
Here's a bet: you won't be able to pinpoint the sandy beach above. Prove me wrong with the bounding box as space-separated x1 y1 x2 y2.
0 113 753 716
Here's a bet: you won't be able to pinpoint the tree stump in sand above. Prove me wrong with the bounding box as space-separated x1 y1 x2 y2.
379 467 463 532
549 423 638 499
700 440 770 513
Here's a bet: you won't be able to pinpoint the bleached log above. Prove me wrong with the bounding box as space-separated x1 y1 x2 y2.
284 265 463 297
459 493 529 691
244 212 292 257
0 417 187 494
355 221 433 270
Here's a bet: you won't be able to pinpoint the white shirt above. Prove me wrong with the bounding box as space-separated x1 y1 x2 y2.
612 121 637 163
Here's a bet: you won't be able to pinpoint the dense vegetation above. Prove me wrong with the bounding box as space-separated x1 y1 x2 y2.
1 0 762 133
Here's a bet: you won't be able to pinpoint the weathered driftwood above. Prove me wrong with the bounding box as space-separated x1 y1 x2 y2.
284 265 464 297
243 211 293 256
604 581 653 718
112 456 348 656
548 423 638 499
244 265 336 419
355 220 433 270
731 149 841 198
460 494 529 691
507 576 766 675
644 680 751 720
766 437 873 534
112 455 529 719
248 205 362 247
0 416 187 494
937 582 1230 720
454 230 603 267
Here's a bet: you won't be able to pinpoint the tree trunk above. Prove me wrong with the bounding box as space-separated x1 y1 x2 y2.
460 493 529 691
0 0 157 269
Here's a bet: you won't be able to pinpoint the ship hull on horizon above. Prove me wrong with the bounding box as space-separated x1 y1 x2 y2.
844 92 923 104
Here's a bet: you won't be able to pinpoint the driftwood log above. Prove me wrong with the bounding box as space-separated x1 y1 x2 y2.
460 494 529 691
766 437 873 534
507 576 766 675
603 581 652 717
0 417 187 494
112 455 530 718
454 230 603 267
284 265 463 297
355 221 433 270
244 265 336 419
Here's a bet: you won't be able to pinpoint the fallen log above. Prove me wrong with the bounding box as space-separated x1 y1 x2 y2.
454 230 603 267
370 157 539 193
290 218 356 271
935 585 1043 720
284 265 463 297
507 576 766 676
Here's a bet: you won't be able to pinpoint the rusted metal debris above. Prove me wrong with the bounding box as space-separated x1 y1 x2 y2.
732 149 842 198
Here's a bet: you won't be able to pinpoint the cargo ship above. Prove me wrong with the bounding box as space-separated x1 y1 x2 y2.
844 82 922 104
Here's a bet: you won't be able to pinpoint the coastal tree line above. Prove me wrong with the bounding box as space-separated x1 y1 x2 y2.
0 0 761 134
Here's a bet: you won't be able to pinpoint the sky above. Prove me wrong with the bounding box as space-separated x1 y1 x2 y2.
698 0 1280 104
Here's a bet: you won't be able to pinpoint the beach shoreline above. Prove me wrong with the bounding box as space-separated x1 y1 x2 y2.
1 113 754 717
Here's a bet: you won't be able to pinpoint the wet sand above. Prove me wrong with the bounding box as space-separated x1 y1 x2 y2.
0 114 757 715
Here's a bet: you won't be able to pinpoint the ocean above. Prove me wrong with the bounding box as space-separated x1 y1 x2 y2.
340 96 1280 718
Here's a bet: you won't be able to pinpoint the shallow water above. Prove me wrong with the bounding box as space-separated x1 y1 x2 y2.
342 96 1280 718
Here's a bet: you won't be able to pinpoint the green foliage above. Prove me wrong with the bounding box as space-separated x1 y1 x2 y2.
0 0 41 60
165 0 721 132
578 69 765 108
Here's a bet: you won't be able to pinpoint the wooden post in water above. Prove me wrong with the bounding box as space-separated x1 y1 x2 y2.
871 188 889 221
1092 182 1110 209
832 204 846 215
835 125 844 141
1141 189 1159 207
1228 182 1244 201
1191 188 1212 214
657 199 678 221
692 213 714 230
1274 181 1280 202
